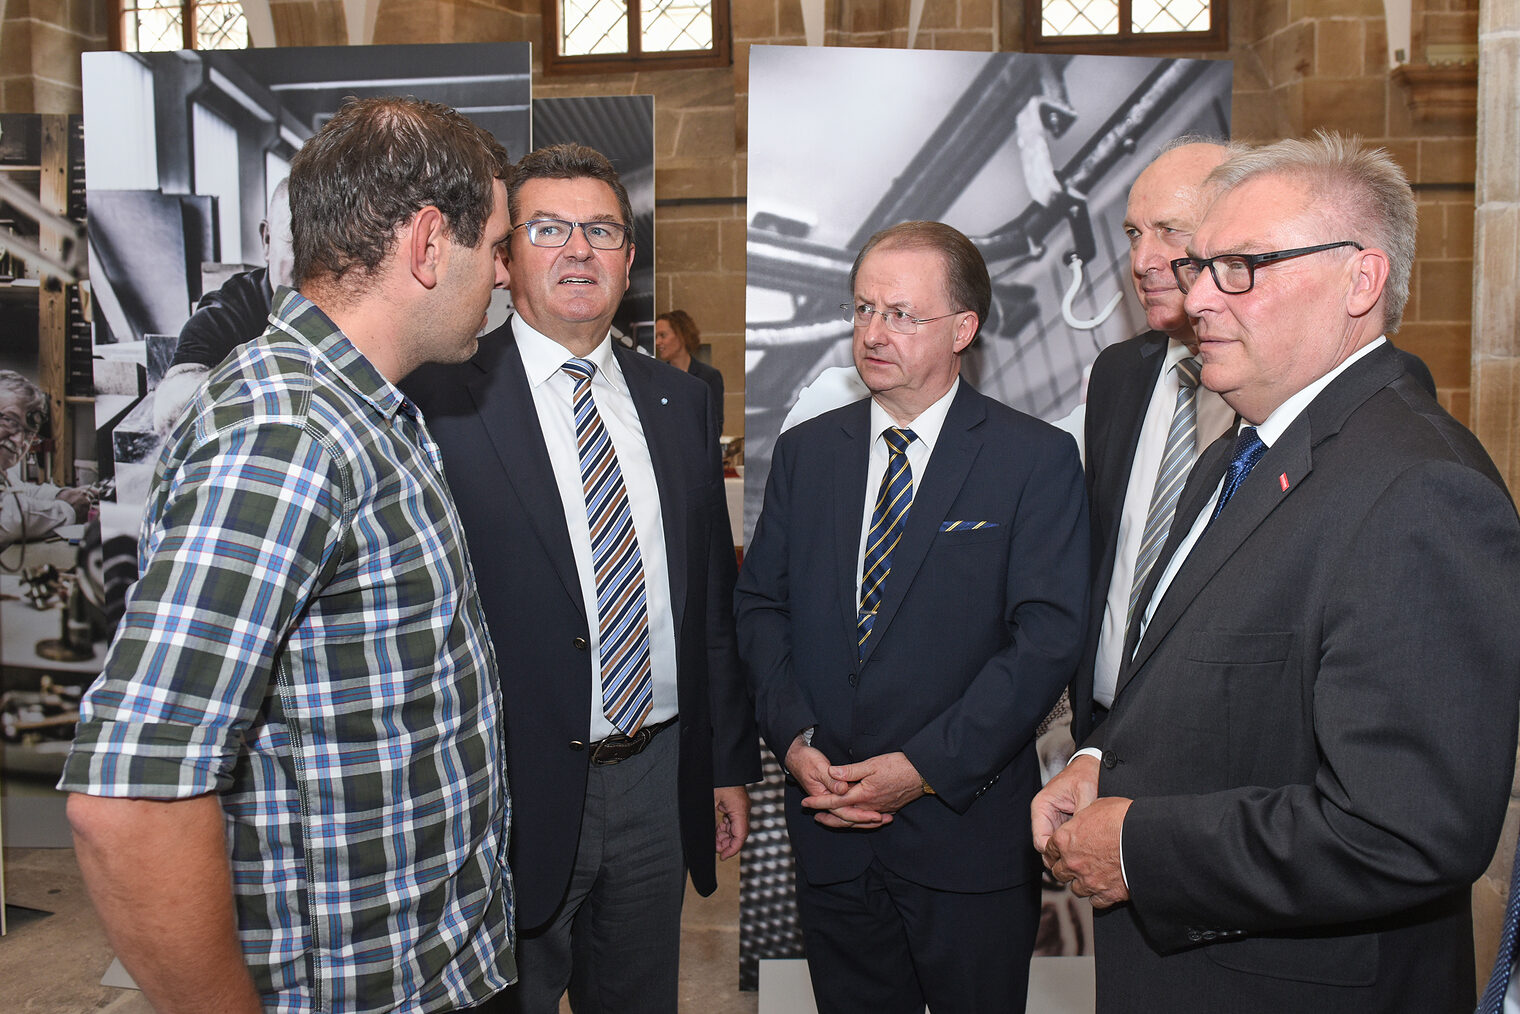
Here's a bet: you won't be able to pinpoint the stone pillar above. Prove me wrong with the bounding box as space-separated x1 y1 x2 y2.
1472 0 1520 989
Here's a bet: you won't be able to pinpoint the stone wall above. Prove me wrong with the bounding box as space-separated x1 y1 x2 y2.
0 0 107 113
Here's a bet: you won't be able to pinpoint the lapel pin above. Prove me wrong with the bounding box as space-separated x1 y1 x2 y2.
1279 472 1290 491
660 397 668 405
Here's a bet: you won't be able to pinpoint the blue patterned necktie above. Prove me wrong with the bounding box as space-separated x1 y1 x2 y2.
858 427 916 659
562 358 652 736
1127 357 1202 631
1478 843 1520 1012
1208 425 1267 525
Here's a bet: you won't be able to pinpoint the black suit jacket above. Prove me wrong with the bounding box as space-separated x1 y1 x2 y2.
1071 330 1171 744
404 320 760 931
1088 342 1520 1012
735 382 1088 892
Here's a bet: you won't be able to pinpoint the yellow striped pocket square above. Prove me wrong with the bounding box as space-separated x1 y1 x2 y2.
939 520 999 531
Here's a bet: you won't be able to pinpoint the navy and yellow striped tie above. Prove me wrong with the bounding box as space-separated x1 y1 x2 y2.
1126 357 1201 631
858 427 916 659
562 358 653 736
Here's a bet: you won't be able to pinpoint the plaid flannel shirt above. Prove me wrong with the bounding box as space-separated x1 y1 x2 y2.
61 289 514 1013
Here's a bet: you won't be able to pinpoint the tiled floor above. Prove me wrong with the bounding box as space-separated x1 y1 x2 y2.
0 845 756 1013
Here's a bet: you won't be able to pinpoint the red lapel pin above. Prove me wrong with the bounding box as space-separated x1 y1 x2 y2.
1279 472 1290 491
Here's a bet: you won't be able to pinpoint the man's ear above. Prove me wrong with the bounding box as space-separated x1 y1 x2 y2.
624 242 635 290
952 311 979 354
408 206 446 289
1346 246 1390 320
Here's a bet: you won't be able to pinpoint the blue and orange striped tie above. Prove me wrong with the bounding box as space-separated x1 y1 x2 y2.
562 358 652 736
858 427 916 659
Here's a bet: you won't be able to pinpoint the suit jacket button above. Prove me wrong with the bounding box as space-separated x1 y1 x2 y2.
848 672 858 687
573 636 589 650
1186 929 1202 943
569 740 586 751
1101 750 1117 769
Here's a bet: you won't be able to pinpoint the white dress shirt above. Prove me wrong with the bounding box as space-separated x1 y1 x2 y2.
855 379 961 593
514 315 679 740
1092 339 1234 707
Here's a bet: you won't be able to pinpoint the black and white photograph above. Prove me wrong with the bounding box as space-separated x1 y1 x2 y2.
532 93 656 352
744 45 1233 541
80 41 532 618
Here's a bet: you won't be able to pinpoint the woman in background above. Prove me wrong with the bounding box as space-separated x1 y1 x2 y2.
654 309 725 432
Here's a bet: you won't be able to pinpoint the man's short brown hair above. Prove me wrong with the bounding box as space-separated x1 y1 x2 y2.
289 96 511 288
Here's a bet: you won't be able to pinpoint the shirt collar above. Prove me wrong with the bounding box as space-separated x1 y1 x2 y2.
1163 337 1199 369
270 286 408 422
869 376 960 455
1255 336 1386 447
513 314 627 396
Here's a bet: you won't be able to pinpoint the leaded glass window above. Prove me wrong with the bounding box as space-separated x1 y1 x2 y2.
119 1 247 52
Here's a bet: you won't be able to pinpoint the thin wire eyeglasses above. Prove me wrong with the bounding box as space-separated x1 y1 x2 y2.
841 303 967 335
1171 241 1364 295
514 218 630 250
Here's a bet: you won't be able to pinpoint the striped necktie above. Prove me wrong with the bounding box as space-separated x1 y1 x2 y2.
1127 357 1202 631
858 427 916 659
561 358 652 736
1478 839 1520 1013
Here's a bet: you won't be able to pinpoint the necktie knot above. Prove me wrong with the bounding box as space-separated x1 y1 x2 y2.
884 427 917 456
1176 357 1201 390
562 358 596 384
1226 426 1266 480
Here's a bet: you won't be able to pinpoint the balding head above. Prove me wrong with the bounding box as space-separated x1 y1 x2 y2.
1123 140 1234 348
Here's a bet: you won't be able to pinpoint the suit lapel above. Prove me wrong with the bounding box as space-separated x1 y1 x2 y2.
617 345 690 642
1117 342 1407 695
858 384 985 667
834 401 872 647
467 324 586 618
1095 333 1169 520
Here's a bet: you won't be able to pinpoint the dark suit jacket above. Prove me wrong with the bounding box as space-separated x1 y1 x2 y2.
1088 342 1520 1013
735 381 1089 892
1071 333 1438 744
1071 330 1171 744
686 357 725 432
404 320 760 931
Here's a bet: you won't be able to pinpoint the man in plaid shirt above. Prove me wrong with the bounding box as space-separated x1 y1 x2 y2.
59 96 515 1013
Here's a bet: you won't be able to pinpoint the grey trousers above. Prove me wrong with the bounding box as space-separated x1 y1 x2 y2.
491 725 687 1014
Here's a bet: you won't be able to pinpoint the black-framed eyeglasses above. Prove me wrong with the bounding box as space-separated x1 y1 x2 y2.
841 302 966 335
515 218 630 250
1171 241 1364 295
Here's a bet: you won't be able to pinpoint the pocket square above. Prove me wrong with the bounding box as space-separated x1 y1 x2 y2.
940 520 999 531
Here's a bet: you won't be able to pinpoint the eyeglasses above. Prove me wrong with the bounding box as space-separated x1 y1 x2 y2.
841 303 966 335
514 218 630 250
1171 241 1364 295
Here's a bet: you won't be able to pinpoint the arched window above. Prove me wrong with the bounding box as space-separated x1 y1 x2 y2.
117 1 248 52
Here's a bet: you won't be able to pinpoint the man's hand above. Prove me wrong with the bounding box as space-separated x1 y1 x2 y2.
713 785 751 860
56 486 92 522
1031 752 1100 854
785 734 848 798
1043 795 1132 908
802 751 926 830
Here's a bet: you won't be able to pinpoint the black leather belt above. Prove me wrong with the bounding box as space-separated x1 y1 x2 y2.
588 715 678 766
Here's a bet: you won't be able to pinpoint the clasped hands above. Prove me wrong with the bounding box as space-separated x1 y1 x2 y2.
1029 753 1133 908
785 734 927 830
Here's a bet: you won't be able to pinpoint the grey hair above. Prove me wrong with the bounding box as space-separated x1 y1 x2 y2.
0 369 47 431
1204 130 1416 332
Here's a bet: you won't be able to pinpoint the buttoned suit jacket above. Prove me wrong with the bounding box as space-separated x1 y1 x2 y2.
1086 342 1520 1013
404 320 760 932
735 381 1089 892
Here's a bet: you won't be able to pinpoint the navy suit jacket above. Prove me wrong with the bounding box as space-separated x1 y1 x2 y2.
1087 342 1520 1012
735 381 1089 892
404 320 760 931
